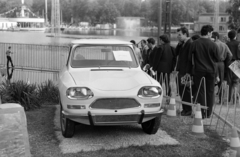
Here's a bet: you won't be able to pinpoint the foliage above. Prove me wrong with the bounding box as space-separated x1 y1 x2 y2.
0 80 59 110
226 0 240 30
0 0 231 26
0 80 40 111
37 80 59 105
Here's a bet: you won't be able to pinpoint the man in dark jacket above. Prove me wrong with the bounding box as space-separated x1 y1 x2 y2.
189 25 220 119
145 38 158 71
152 34 176 97
226 30 240 103
212 31 232 104
175 27 193 116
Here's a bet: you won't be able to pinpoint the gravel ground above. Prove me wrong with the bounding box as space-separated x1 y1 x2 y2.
54 105 179 154
26 104 229 157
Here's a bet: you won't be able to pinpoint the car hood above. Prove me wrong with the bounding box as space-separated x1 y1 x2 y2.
69 69 152 91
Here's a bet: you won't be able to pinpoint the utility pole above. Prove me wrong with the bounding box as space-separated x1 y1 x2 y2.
51 0 60 35
164 0 171 38
158 0 162 45
45 0 48 25
214 0 219 32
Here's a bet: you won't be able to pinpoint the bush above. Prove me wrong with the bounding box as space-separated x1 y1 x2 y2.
37 80 59 105
0 80 59 110
0 80 40 110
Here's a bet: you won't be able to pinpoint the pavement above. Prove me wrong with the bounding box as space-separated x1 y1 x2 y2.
54 105 179 154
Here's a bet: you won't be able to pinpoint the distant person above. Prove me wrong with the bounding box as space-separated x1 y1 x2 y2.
145 38 158 71
191 34 200 41
175 27 194 116
152 34 176 97
130 40 143 67
212 31 232 104
140 39 149 67
226 30 240 103
189 25 220 119
6 46 14 68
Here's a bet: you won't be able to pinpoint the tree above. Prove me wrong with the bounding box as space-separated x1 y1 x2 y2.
226 0 240 30
99 1 120 24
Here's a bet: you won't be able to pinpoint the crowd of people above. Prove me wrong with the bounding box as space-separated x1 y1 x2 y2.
131 24 239 119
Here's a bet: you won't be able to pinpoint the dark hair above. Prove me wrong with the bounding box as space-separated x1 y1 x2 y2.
130 40 136 45
8 46 11 49
141 39 147 44
200 25 214 36
211 31 219 40
147 38 155 45
159 34 170 43
228 30 236 40
177 27 189 37
191 34 200 41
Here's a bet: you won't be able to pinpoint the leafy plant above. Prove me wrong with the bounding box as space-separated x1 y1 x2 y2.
37 80 59 105
0 80 40 110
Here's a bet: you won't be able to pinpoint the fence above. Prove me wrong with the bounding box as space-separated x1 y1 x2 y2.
0 42 69 71
152 71 240 137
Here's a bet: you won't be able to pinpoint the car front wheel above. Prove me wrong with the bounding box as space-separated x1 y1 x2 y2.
141 116 161 134
60 105 75 138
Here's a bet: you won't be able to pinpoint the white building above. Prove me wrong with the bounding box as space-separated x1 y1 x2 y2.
194 13 229 33
0 0 45 31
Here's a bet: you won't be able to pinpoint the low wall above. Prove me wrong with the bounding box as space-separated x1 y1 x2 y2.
0 103 31 157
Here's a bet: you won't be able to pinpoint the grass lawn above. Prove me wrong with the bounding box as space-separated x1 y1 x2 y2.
26 105 229 157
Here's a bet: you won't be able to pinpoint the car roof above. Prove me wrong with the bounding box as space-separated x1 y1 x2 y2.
71 39 132 45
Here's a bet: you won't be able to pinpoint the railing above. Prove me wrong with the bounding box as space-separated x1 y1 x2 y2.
0 42 69 71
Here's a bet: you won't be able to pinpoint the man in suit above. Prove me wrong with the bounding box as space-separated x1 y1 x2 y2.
175 27 193 116
152 34 176 97
145 38 158 71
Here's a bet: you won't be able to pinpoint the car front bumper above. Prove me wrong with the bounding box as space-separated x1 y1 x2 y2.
62 109 164 126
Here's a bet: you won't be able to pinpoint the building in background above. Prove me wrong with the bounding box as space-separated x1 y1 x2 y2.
0 0 45 31
194 13 229 33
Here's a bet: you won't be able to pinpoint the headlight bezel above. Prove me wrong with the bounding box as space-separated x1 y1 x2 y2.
137 86 162 98
66 87 94 100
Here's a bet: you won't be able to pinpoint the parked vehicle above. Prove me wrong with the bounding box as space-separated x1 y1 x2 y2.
58 39 164 138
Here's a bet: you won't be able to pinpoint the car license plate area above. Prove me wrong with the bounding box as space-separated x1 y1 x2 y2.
95 115 139 122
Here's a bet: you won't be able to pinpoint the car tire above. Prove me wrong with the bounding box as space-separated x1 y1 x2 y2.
60 105 75 138
141 116 161 134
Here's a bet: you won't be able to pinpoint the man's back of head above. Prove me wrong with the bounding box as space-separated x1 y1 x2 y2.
228 30 237 40
201 25 214 36
212 31 220 41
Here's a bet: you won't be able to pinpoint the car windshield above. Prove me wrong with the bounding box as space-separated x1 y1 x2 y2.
70 45 138 68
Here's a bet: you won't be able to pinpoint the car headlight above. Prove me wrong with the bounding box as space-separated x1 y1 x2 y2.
66 87 94 99
137 86 162 98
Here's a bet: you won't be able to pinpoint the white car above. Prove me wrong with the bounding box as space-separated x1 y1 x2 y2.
58 39 164 138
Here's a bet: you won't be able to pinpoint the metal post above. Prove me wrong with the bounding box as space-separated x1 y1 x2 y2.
168 0 172 39
214 0 219 32
45 0 48 24
158 0 162 45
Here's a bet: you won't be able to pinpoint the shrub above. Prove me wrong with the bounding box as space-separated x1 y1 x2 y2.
0 80 40 110
37 80 59 105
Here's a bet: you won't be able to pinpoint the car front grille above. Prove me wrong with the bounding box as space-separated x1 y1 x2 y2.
90 98 141 110
95 115 139 123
